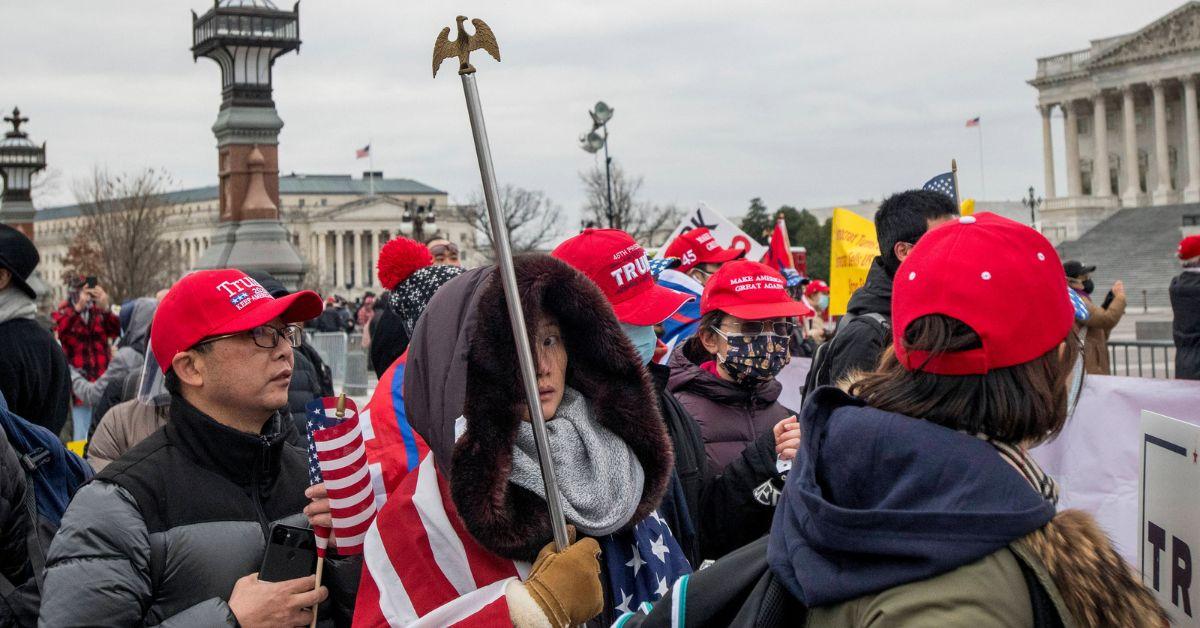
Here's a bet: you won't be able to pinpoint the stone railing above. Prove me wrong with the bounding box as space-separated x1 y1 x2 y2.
1044 195 1120 211
1036 48 1093 79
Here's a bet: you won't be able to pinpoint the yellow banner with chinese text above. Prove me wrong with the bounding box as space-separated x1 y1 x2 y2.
829 208 880 317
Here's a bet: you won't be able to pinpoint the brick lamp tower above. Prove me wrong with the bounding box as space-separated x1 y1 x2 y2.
191 0 306 287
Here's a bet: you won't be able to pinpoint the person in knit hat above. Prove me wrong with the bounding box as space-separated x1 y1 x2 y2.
359 236 466 496
368 236 433 377
1172 234 1200 380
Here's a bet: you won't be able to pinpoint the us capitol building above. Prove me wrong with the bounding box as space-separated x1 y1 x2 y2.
1030 2 1200 244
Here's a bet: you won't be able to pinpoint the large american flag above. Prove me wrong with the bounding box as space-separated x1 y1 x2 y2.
923 171 957 201
306 396 377 556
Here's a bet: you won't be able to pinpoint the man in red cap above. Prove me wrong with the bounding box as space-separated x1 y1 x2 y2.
1172 234 1200 379
41 270 360 627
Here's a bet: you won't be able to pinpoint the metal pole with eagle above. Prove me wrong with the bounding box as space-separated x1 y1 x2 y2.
433 16 572 553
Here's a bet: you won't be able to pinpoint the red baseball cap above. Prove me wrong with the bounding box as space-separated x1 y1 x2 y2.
150 269 324 373
700 260 814 319
804 280 830 297
1179 234 1200 261
552 228 693 326
892 213 1073 375
663 228 744 273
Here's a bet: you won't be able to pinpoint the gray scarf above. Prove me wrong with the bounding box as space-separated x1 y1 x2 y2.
510 387 644 536
0 288 36 324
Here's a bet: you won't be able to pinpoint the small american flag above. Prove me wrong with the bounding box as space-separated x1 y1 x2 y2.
305 396 376 556
965 116 980 127
355 144 371 159
923 171 957 200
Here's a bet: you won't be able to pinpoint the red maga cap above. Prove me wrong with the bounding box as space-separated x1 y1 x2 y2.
663 227 744 273
804 280 829 297
892 213 1074 375
1179 234 1200 260
701 260 813 319
150 269 324 373
553 228 692 326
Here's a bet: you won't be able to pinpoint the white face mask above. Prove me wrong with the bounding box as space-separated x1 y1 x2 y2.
619 322 658 365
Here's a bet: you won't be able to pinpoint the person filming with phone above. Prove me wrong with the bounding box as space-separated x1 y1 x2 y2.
40 269 359 627
52 275 121 441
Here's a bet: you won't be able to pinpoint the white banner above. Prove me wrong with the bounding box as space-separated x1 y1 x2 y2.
659 203 768 263
1031 375 1200 568
1139 410 1200 625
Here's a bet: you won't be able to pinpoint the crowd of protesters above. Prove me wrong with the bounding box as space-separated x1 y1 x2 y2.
0 186 1193 626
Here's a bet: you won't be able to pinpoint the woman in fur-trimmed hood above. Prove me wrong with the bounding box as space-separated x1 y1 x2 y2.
354 254 690 628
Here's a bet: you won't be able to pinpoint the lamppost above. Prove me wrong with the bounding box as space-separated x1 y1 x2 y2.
579 101 615 228
1023 186 1043 226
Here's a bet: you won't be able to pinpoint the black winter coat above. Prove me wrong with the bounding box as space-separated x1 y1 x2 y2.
0 422 34 625
39 397 360 626
650 362 787 561
283 343 334 446
826 258 893 383
369 306 408 379
0 319 70 435
1172 271 1200 380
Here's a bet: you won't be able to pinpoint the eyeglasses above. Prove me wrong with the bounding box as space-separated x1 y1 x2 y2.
711 320 796 338
198 324 303 350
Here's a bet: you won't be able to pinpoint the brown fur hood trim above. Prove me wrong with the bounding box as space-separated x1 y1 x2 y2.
1018 509 1167 626
449 254 672 562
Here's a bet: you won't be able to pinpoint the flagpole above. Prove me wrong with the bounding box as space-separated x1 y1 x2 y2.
368 138 375 198
951 159 962 210
977 123 986 200
434 17 572 553
310 392 345 628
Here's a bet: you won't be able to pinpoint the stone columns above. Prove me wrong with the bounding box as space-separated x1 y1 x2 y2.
1093 93 1111 197
1063 101 1083 197
1041 105 1056 198
1185 75 1200 202
317 230 328 286
353 230 365 288
335 230 345 288
1122 86 1141 205
371 230 381 287
1152 79 1173 203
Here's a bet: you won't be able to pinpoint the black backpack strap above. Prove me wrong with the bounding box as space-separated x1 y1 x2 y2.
1013 549 1064 628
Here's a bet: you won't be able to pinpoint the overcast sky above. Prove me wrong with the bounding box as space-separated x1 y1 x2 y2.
1 1 1186 222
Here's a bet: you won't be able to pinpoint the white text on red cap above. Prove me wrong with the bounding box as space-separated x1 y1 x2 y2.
610 254 651 288
216 277 271 311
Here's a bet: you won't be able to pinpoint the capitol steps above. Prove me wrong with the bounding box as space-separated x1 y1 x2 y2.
1055 203 1199 311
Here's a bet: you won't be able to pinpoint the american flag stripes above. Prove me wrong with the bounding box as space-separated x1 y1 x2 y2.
965 116 981 128
356 144 371 159
305 396 377 556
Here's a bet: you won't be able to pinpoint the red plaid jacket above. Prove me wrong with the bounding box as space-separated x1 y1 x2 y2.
52 301 120 382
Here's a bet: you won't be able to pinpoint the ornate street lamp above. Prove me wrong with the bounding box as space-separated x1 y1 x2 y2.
579 101 615 228
0 107 47 238
192 0 301 108
1023 186 1043 225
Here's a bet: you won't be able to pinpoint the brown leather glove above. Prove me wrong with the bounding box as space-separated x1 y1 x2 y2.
522 532 603 627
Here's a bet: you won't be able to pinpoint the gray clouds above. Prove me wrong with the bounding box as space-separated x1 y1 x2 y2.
2 1 1181 220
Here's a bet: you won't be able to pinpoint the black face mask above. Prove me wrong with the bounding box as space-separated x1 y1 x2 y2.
1082 279 1095 295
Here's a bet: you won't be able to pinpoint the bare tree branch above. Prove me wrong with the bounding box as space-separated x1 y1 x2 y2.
69 167 180 302
579 162 683 246
458 184 563 256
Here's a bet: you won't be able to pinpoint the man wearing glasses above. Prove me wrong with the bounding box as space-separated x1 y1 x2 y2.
426 238 461 266
41 270 359 627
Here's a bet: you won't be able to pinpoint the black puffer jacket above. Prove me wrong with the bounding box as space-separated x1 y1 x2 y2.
0 422 34 626
1172 270 1200 380
40 396 360 626
826 258 893 382
284 343 334 446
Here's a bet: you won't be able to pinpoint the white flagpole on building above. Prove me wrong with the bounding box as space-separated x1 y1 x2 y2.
977 122 986 200
368 138 375 197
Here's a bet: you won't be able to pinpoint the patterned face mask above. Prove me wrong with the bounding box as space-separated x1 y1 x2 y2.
712 328 791 386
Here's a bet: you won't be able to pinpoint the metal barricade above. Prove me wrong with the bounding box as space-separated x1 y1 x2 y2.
307 332 349 387
1107 340 1176 379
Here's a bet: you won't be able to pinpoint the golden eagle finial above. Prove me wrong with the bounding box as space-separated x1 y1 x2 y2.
433 16 501 78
